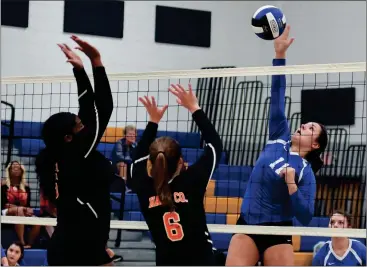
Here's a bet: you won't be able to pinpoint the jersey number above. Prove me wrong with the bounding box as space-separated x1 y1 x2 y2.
269 157 289 175
163 212 184 242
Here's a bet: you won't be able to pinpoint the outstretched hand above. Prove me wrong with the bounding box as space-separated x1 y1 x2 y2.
274 25 294 58
57 43 83 70
169 84 200 114
139 96 168 124
70 35 102 67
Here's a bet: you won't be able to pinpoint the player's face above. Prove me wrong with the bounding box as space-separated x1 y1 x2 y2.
292 122 322 151
7 244 22 265
73 116 85 134
64 116 84 143
329 213 349 229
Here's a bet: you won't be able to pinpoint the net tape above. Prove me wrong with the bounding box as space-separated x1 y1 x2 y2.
1 216 365 238
1 62 365 84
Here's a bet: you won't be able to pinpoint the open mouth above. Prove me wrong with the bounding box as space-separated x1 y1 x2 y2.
296 129 301 135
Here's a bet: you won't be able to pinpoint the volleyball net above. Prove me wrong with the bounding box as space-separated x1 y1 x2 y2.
1 62 366 265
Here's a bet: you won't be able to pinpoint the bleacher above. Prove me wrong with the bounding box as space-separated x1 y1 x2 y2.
2 121 366 266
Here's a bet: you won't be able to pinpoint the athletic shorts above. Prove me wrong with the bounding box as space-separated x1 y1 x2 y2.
236 215 293 255
47 232 112 266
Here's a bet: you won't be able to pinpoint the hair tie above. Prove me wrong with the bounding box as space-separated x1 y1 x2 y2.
157 151 165 156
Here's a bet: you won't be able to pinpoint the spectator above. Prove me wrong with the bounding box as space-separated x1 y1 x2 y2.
111 125 137 191
1 245 8 266
5 242 24 266
312 209 366 266
1 161 40 248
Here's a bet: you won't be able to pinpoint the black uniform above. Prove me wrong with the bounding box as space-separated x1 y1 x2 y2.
47 67 114 266
131 109 223 266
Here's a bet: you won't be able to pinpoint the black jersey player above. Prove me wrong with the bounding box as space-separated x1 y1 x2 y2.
35 36 114 266
131 84 223 266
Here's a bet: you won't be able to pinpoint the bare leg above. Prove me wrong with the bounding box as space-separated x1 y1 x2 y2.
263 244 294 266
117 162 127 180
14 224 27 246
226 234 260 266
27 225 41 247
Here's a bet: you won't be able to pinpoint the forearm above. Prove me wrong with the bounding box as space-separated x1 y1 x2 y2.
74 68 96 125
289 186 313 225
74 68 94 99
270 59 286 118
4 206 23 216
269 59 288 138
133 122 158 160
93 66 113 117
4 203 17 209
192 109 223 155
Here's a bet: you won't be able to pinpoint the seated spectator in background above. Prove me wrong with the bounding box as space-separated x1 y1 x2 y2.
1 161 40 248
111 125 137 191
312 210 366 266
5 242 24 266
1 245 8 266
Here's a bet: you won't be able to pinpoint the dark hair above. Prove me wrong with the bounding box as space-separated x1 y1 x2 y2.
149 137 182 210
36 112 76 204
305 123 328 174
7 241 24 261
331 208 353 228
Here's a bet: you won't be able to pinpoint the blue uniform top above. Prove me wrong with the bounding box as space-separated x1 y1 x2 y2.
240 58 316 226
312 239 366 266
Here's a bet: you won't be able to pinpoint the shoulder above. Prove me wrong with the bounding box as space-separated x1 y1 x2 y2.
266 138 290 146
316 241 330 256
351 239 367 252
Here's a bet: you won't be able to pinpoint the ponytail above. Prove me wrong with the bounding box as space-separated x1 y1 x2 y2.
35 148 58 205
305 150 323 174
306 123 329 174
152 153 174 210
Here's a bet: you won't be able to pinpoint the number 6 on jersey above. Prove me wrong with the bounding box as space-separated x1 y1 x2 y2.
163 212 184 242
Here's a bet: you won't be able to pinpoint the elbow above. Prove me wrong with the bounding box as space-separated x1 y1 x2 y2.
298 209 313 226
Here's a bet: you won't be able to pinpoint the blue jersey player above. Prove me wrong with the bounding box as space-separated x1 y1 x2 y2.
312 210 366 266
226 25 328 266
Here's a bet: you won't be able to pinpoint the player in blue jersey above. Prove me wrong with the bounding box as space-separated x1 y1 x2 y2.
312 210 366 266
226 25 328 266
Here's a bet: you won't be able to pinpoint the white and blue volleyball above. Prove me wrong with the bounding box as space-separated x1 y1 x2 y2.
251 5 286 40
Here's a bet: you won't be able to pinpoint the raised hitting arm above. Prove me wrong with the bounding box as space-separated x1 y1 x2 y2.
268 25 294 141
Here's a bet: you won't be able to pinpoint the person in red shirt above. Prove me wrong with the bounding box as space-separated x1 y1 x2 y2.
1 161 40 248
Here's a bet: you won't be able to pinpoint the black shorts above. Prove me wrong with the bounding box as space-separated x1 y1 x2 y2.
236 215 293 255
47 232 112 266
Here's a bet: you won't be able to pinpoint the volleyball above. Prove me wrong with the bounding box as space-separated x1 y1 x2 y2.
251 5 286 40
